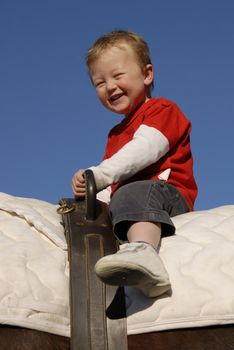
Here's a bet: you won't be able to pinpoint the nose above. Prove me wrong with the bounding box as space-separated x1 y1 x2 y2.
106 79 117 92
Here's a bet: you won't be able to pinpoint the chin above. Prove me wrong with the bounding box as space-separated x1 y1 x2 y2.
108 105 130 115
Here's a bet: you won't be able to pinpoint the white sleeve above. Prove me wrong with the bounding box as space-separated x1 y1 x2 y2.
96 186 111 204
89 124 169 191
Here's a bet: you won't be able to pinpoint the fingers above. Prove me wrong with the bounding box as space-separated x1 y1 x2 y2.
72 169 86 197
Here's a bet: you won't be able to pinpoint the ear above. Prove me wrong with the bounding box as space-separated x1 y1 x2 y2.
143 64 154 87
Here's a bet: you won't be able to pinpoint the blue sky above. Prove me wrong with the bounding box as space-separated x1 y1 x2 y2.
1 0 233 210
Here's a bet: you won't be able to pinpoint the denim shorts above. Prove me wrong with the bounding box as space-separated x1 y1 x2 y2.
109 180 190 241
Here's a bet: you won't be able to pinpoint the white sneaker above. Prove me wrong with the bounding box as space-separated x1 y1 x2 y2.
94 242 171 298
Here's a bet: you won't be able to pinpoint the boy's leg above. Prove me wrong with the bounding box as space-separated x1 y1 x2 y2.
94 181 177 297
127 221 161 249
95 180 189 297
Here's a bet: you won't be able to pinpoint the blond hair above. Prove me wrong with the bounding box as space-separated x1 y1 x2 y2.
86 30 154 89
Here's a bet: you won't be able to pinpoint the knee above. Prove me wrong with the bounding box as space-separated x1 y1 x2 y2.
110 182 138 206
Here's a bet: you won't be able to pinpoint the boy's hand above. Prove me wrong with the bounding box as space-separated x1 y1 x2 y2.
72 169 86 197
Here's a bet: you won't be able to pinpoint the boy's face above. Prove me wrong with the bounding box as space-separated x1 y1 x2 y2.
89 44 153 116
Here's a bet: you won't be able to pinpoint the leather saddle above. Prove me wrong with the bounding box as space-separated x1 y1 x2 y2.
58 170 128 350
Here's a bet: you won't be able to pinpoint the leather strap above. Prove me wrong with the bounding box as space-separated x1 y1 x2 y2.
59 198 127 350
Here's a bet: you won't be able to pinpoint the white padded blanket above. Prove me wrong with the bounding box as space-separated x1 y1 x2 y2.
0 192 233 337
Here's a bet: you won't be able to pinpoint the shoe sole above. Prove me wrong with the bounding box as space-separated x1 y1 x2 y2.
95 260 171 298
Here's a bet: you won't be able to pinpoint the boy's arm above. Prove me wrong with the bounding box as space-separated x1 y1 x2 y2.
89 124 169 191
72 170 111 203
96 186 111 204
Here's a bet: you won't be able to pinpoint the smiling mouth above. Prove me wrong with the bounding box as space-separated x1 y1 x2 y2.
109 93 125 102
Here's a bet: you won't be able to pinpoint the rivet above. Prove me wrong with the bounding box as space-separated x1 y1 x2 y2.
76 222 84 226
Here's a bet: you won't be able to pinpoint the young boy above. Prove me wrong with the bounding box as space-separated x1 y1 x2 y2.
72 30 197 298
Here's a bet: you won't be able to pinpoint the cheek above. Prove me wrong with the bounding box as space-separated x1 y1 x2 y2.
96 88 106 101
118 77 130 89
96 89 110 108
123 75 144 91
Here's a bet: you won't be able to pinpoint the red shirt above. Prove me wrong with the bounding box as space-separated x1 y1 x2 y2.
103 98 197 210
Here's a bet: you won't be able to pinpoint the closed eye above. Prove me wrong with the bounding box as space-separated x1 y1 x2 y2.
114 73 124 79
95 81 105 88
